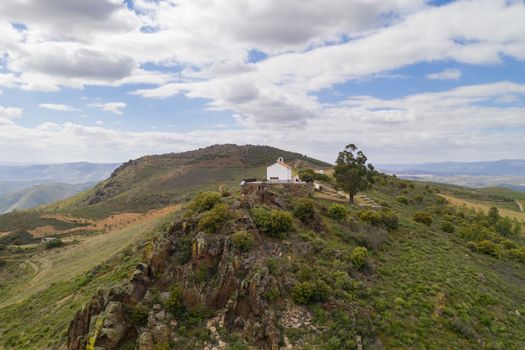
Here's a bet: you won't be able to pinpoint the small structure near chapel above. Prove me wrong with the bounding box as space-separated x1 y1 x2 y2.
267 157 292 182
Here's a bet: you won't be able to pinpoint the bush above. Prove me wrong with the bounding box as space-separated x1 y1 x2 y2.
45 238 63 249
190 192 222 212
127 304 149 327
496 217 513 236
413 195 424 203
350 246 368 269
198 203 230 233
476 240 502 257
396 196 409 205
358 209 398 230
413 212 433 226
358 210 382 226
507 247 525 263
291 280 330 305
381 209 399 230
251 207 292 237
327 204 346 221
298 169 315 183
231 230 255 252
293 199 315 222
441 221 455 233
167 284 186 317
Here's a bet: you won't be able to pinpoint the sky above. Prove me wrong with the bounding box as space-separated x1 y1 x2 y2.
0 0 524 165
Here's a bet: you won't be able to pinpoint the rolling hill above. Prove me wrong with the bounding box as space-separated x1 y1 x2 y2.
46 144 330 219
0 182 94 214
0 144 524 349
378 159 525 176
378 159 525 191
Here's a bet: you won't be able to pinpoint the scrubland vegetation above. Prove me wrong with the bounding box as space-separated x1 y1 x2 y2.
0 145 524 349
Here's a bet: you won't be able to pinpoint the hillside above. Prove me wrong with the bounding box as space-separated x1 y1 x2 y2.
47 144 330 219
0 145 524 349
59 176 525 350
0 182 93 214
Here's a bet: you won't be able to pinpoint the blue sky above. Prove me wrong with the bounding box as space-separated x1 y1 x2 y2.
0 0 524 164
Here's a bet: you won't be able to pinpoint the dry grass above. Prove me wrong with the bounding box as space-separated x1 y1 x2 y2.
439 194 525 222
0 204 180 307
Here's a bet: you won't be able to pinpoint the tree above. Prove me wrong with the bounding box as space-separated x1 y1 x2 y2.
334 144 375 204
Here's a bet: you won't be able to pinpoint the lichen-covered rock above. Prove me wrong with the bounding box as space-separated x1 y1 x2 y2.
137 331 154 350
93 301 129 349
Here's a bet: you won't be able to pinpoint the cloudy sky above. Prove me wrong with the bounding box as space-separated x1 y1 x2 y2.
0 0 524 164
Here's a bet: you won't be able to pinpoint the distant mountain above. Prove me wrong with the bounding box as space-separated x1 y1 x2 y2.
0 162 120 184
0 182 94 214
377 159 525 191
378 159 525 176
0 181 43 196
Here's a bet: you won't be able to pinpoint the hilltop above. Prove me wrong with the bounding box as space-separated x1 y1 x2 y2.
46 144 330 219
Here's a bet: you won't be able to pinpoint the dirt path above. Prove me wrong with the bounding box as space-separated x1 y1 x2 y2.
0 204 180 308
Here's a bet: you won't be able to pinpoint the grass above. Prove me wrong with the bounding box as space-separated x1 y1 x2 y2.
439 194 525 223
0 205 179 307
0 205 179 349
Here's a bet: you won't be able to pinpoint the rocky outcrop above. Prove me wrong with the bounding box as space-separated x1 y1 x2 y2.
66 201 309 350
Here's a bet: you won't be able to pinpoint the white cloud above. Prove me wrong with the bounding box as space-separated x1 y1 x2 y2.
0 105 23 125
426 69 462 81
1 82 525 163
89 102 127 115
39 103 78 112
0 0 524 163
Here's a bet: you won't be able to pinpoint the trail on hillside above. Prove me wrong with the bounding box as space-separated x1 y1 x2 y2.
0 204 180 308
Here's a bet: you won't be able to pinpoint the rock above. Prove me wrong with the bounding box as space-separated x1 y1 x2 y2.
153 323 170 344
92 301 129 349
137 331 154 350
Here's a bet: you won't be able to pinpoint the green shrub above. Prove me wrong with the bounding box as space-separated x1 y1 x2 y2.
495 217 513 236
127 304 149 327
251 207 292 237
358 210 382 226
396 196 409 205
358 209 398 230
190 192 222 212
381 209 399 230
293 199 315 222
413 195 424 203
298 169 315 183
441 221 455 233
198 203 231 233
327 204 346 221
476 240 502 257
44 238 63 249
167 284 186 317
291 280 330 305
413 212 433 226
231 230 255 252
507 247 525 263
465 241 478 251
350 246 368 269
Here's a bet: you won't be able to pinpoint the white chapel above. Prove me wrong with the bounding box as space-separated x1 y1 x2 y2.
267 157 292 182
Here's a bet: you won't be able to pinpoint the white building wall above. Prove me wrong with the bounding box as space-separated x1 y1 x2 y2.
267 163 292 181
